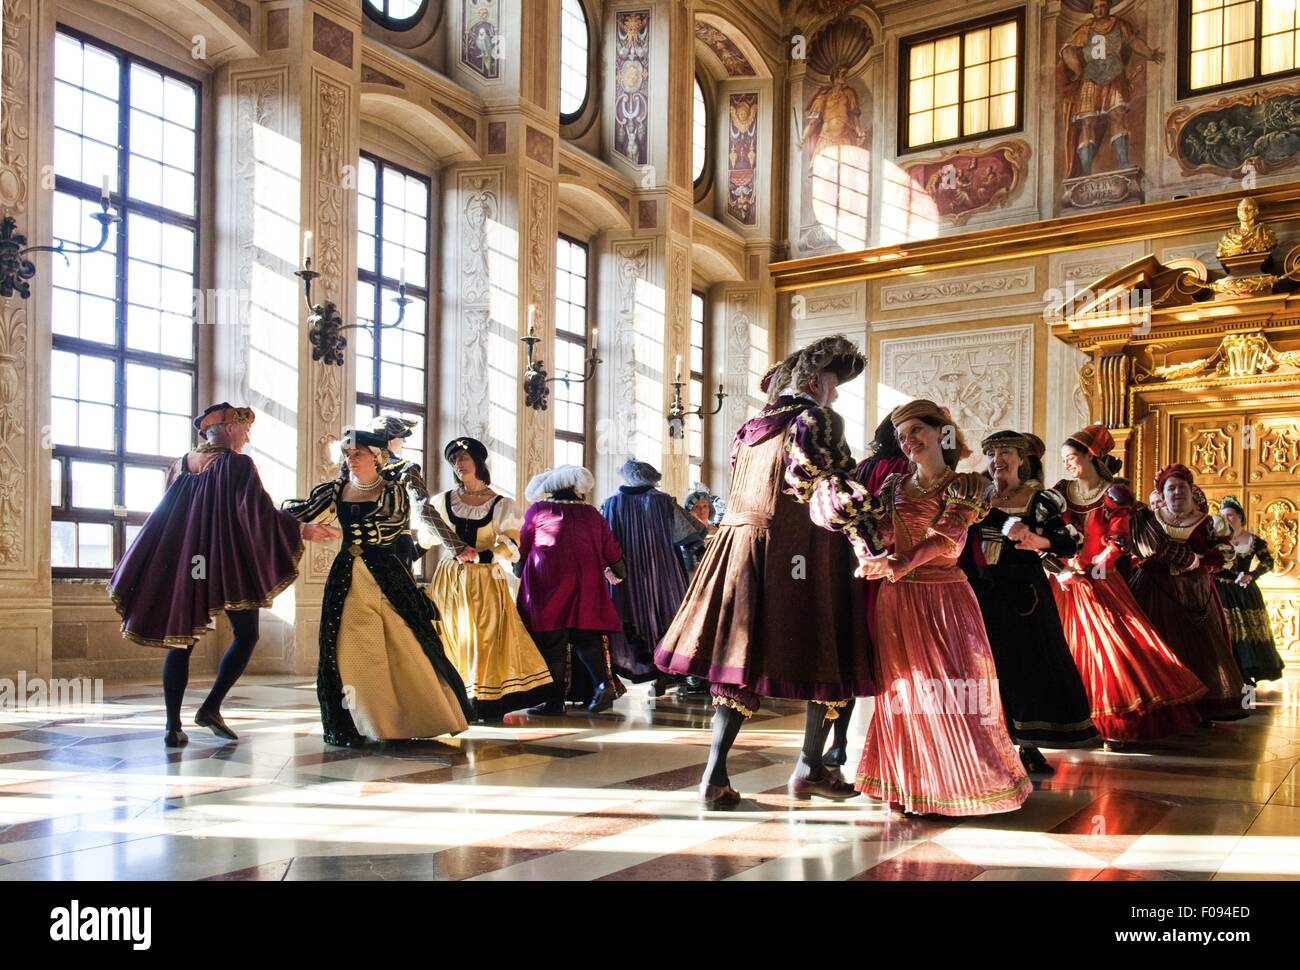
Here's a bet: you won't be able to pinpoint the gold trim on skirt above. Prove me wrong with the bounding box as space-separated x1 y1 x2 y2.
427 559 552 701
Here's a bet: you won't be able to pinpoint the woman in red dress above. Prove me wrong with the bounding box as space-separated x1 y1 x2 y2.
1051 424 1205 744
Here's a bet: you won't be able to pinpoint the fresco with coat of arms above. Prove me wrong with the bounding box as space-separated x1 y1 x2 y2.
728 93 758 225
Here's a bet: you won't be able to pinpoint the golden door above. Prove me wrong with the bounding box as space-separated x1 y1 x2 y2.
1170 410 1300 658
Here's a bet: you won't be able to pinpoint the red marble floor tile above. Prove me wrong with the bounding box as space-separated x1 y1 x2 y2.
612 752 772 792
1043 789 1174 864
596 817 809 882
430 801 663 880
850 840 985 881
1093 867 1208 881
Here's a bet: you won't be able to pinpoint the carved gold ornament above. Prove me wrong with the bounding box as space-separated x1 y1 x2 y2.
1257 497 1299 576
1143 330 1300 382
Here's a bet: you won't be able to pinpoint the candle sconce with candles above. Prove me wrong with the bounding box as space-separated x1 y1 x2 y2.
667 354 726 439
520 304 601 412
0 177 120 300
296 230 412 366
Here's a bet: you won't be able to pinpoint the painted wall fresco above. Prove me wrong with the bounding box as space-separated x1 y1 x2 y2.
728 92 758 225
794 16 872 253
1167 84 1300 178
902 141 1030 225
614 9 650 166
462 0 500 80
694 20 756 77
1056 0 1162 210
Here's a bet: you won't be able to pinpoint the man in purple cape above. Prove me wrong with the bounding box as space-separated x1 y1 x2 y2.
600 458 706 691
108 403 338 746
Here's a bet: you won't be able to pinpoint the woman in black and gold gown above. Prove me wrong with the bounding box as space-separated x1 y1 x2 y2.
963 431 1098 774
284 429 472 747
1215 496 1285 685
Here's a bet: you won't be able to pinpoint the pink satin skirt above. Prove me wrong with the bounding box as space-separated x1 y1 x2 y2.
856 577 1031 816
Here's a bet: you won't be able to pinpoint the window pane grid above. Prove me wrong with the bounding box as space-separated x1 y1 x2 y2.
905 16 1020 151
689 291 706 478
356 153 430 433
554 236 590 468
1187 0 1300 90
560 0 590 119
51 29 199 574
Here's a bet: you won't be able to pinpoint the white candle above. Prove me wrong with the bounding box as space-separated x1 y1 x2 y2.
718 367 724 388
527 304 536 336
303 230 313 262
101 175 110 201
591 327 598 352
675 354 682 382
398 265 406 287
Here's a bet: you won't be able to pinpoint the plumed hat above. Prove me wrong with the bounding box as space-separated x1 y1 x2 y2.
193 403 255 432
620 457 662 487
369 415 418 440
759 334 866 400
524 465 596 502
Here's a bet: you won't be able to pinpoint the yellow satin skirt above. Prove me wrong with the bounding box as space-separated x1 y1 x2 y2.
336 557 469 741
427 559 552 703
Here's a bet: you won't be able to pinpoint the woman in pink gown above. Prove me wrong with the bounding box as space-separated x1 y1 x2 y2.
1050 424 1205 743
855 400 1030 817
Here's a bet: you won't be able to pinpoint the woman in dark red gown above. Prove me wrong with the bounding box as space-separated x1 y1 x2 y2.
1129 465 1249 721
1050 424 1205 744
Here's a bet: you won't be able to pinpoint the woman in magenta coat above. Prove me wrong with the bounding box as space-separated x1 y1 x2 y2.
517 465 628 715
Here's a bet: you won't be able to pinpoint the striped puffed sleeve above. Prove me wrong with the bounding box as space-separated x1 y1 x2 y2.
783 405 884 562
281 480 339 525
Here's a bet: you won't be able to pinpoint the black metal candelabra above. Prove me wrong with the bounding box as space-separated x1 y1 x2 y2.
521 329 601 412
0 200 120 300
667 376 726 439
296 257 411 366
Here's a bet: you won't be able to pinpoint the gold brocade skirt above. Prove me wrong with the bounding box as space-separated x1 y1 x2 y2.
337 557 469 740
427 559 552 703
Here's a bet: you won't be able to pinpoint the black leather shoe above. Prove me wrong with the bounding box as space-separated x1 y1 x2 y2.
1019 746 1054 775
587 682 616 714
527 700 566 716
195 707 238 741
788 769 860 801
699 782 742 810
164 729 189 748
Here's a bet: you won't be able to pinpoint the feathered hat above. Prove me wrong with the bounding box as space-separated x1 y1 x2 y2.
620 458 662 487
193 402 255 432
369 415 418 440
525 465 596 502
759 334 866 402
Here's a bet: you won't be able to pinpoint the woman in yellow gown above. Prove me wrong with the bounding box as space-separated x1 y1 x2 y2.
420 437 553 720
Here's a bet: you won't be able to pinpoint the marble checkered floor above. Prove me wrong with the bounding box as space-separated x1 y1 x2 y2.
2 671 1299 880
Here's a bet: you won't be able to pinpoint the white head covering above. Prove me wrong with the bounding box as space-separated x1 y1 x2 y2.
525 464 596 503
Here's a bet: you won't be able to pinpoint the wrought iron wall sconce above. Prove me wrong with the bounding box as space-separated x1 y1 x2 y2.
667 354 726 439
296 231 410 366
0 183 120 300
521 304 601 412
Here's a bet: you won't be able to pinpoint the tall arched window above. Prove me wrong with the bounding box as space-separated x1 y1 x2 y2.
364 0 427 31
559 0 591 121
692 75 708 184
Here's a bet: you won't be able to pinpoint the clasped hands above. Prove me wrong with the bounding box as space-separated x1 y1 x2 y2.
300 522 342 542
855 550 910 582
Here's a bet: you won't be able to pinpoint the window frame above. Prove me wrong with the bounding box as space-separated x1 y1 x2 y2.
897 7 1026 156
553 233 592 468
559 0 593 124
50 25 202 580
355 150 432 435
363 0 430 32
688 288 708 483
692 71 712 191
1177 0 1300 99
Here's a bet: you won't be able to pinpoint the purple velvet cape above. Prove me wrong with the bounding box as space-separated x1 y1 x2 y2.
107 450 303 647
599 485 703 680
